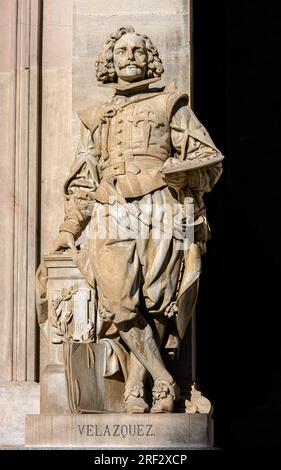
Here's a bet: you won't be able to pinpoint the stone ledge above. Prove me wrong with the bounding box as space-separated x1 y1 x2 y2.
25 413 213 448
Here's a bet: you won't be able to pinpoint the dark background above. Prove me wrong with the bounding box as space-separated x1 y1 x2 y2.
193 0 281 449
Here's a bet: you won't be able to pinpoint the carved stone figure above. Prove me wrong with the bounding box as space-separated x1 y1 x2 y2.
40 26 223 415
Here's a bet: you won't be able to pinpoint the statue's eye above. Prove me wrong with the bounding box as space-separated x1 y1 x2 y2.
135 49 144 55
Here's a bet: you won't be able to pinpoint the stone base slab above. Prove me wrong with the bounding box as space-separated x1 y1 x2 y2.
0 382 40 446
25 413 213 448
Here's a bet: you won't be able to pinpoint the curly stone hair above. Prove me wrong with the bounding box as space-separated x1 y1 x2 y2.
96 26 164 84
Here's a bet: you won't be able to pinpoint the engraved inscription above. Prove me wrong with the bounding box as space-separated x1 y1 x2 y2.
77 423 155 438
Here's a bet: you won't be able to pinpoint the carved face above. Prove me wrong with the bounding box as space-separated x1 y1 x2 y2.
113 33 148 83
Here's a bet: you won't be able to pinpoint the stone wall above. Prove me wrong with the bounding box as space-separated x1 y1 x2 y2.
0 0 192 446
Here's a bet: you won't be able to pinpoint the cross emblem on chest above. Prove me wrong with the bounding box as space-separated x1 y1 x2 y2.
128 109 162 152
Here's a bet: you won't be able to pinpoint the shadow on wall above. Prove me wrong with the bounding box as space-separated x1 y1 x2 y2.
193 0 281 449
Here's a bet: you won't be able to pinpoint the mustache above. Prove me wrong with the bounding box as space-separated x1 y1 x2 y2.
119 61 146 69
120 62 137 68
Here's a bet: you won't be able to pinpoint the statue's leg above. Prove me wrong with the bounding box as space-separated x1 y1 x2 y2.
124 317 168 413
135 189 184 412
118 315 177 413
89 193 180 412
124 355 148 413
119 316 172 381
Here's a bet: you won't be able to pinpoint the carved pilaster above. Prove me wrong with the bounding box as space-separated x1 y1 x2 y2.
0 0 42 446
0 0 42 382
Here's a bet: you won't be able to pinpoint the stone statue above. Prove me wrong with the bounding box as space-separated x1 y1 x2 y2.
46 26 223 415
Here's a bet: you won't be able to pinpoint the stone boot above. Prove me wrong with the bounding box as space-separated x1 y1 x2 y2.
124 381 149 414
150 378 178 413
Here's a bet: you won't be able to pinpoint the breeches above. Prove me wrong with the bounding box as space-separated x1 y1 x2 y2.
88 188 184 325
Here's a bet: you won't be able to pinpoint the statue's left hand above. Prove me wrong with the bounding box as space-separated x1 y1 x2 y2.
50 231 78 254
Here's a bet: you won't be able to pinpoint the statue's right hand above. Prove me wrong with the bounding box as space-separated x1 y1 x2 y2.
50 231 78 254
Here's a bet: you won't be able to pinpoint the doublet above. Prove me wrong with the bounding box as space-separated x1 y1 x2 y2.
60 81 223 238
78 86 189 200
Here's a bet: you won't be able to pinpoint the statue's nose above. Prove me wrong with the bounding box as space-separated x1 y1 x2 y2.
126 48 134 60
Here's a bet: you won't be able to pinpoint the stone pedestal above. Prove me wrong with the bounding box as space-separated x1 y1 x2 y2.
39 254 126 415
25 413 213 448
40 254 97 414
